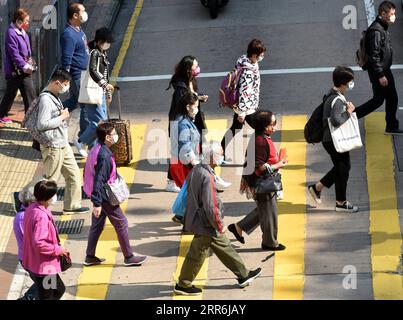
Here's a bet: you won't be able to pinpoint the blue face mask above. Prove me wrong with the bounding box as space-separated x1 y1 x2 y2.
348 81 354 91
216 155 225 167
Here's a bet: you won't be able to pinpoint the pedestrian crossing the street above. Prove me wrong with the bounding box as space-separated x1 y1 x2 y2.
75 124 147 300
173 119 228 301
1 114 402 300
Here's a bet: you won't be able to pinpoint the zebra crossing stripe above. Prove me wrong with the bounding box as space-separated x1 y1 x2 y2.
365 113 403 300
273 115 307 300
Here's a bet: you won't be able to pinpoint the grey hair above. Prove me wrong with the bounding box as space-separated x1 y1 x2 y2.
202 140 223 163
18 176 46 206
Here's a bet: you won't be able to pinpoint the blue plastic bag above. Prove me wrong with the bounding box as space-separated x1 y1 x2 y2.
172 180 188 217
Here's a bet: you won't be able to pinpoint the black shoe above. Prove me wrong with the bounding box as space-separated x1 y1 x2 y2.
83 255 106 266
63 207 90 214
174 284 202 296
308 184 321 204
261 243 286 251
335 201 359 213
228 224 245 244
238 268 262 288
385 128 403 136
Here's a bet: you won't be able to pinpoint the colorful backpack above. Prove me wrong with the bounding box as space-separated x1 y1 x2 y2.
22 91 61 147
218 66 245 108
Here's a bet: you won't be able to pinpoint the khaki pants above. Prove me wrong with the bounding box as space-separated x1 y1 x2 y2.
178 234 249 288
40 144 82 211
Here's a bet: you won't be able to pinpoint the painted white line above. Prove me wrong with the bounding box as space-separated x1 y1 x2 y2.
111 64 403 83
364 0 376 26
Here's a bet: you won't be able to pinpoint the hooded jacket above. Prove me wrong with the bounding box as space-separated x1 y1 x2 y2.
365 16 393 78
234 55 261 117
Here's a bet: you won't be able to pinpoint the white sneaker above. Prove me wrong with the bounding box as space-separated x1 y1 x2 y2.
215 175 231 191
74 138 88 157
166 180 180 193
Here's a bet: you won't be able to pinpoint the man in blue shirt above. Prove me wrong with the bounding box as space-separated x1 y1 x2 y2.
60 3 90 149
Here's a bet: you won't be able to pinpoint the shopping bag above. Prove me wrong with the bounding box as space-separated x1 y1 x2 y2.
328 112 362 153
172 180 188 218
78 50 103 105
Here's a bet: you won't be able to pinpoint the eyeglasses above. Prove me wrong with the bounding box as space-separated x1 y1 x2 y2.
270 120 277 127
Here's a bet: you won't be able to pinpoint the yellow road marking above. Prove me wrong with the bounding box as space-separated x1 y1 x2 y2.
273 115 306 300
110 0 144 85
75 124 147 300
173 119 227 300
365 113 403 300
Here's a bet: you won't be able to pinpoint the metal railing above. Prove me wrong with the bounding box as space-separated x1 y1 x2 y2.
34 0 73 93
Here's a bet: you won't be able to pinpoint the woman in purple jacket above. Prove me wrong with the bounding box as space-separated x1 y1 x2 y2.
0 8 36 123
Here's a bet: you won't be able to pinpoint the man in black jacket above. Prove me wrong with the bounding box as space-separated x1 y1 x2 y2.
355 1 403 135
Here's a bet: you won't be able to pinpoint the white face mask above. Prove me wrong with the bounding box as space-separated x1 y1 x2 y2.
101 43 111 51
49 194 57 205
257 54 265 62
390 15 396 23
80 11 88 23
111 134 119 144
59 83 70 94
348 81 355 91
187 106 199 118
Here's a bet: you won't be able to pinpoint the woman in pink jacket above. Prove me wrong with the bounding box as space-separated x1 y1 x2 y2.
22 180 69 300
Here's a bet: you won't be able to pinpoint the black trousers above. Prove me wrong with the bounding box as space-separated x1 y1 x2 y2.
28 271 65 300
221 113 257 154
0 74 36 117
320 141 351 202
355 69 399 130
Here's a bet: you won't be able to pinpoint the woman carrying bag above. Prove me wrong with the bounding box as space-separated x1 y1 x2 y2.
227 110 287 251
75 27 115 157
308 66 360 213
83 122 147 267
22 180 69 300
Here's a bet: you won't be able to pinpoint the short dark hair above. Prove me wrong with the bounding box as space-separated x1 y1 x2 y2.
96 122 115 143
178 91 199 116
50 68 72 83
34 180 57 202
95 27 114 43
333 66 354 87
13 8 29 23
247 39 266 58
254 110 274 134
67 3 83 20
379 1 396 15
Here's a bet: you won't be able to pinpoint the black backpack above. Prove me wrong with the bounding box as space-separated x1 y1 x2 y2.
304 93 337 144
356 30 368 70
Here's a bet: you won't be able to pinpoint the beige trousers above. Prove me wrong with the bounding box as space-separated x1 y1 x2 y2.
40 144 82 211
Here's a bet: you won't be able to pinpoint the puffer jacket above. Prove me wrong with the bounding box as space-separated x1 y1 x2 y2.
365 16 393 78
234 55 261 117
183 164 224 237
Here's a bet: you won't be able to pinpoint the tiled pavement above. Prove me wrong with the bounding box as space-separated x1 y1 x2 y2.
0 0 122 299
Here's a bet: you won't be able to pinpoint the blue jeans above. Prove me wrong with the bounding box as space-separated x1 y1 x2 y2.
62 75 89 135
79 95 107 147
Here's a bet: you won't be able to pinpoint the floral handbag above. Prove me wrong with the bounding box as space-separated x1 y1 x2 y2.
105 173 130 206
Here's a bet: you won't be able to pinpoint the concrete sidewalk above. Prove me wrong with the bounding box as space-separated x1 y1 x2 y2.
0 0 123 300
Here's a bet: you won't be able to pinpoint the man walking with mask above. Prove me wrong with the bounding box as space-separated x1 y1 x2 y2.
37 69 89 215
355 1 403 135
60 2 90 155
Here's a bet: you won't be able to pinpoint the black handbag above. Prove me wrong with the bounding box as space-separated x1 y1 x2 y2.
60 253 72 272
52 219 72 272
255 172 283 195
